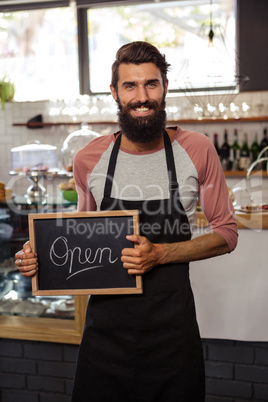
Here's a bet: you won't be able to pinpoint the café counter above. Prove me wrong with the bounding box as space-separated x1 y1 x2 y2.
196 209 268 230
192 210 268 342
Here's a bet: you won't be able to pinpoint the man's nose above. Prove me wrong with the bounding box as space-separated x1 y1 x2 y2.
136 85 149 103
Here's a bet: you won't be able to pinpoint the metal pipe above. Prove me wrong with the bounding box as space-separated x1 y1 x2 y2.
246 157 268 179
257 145 268 160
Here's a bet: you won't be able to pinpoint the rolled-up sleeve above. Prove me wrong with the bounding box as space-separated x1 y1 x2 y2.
198 137 238 252
73 150 97 213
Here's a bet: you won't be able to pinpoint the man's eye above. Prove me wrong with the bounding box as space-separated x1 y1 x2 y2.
147 82 157 88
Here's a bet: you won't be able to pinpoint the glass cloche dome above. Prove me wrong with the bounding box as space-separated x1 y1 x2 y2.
61 124 100 172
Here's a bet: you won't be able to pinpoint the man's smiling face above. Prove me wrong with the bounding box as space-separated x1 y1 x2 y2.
110 63 168 143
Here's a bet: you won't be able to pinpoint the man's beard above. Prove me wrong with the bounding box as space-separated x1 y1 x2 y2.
117 96 167 143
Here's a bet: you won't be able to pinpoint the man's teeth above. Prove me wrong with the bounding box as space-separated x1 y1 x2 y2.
134 107 149 112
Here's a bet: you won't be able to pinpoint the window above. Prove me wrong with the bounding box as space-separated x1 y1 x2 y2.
0 0 236 100
85 0 236 94
0 4 79 101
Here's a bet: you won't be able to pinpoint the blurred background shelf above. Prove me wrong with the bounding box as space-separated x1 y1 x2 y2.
12 116 268 128
224 170 268 177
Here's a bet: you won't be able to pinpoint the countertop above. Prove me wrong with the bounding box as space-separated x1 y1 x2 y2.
196 210 268 230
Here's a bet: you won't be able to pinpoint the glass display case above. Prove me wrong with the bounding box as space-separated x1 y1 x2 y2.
0 197 88 344
61 124 100 172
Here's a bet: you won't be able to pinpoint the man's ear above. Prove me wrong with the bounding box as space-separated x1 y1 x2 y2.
110 84 118 102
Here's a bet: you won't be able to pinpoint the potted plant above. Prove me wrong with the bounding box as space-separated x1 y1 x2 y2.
0 76 15 110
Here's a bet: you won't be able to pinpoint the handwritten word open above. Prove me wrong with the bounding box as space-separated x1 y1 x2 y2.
49 236 118 280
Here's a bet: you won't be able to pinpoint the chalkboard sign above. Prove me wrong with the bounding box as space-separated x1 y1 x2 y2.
28 210 142 295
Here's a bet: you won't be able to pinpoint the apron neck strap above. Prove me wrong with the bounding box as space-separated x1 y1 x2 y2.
163 130 179 193
103 131 179 198
104 133 122 198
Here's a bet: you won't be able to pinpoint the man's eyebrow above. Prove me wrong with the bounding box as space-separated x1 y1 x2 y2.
122 80 136 87
121 78 161 86
146 79 160 85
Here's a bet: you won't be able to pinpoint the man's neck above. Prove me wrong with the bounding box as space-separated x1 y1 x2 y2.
120 131 169 152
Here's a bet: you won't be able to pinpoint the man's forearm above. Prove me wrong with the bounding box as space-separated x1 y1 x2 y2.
122 232 230 275
157 232 230 265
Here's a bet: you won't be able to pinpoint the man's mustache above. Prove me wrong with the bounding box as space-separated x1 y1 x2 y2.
120 100 163 114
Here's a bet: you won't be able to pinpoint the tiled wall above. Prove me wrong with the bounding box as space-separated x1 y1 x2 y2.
0 92 267 181
0 101 118 195
1 91 267 205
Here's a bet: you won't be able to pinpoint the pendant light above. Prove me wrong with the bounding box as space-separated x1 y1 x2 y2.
177 0 249 119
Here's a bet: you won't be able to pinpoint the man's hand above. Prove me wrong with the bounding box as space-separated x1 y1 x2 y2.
15 240 38 277
121 235 164 275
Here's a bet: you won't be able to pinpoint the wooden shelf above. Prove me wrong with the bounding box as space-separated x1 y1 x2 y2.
196 211 268 230
168 116 268 124
12 116 268 128
224 170 268 177
13 121 118 127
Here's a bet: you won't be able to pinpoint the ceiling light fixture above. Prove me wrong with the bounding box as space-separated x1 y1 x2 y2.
177 0 249 119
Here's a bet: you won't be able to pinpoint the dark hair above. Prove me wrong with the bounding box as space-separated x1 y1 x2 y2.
111 41 170 90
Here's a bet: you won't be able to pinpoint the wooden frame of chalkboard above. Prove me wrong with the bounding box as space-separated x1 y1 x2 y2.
28 210 142 296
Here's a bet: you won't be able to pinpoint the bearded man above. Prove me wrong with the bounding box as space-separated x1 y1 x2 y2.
16 41 238 402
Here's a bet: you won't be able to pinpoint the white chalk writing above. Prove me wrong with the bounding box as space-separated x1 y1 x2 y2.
49 236 118 280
